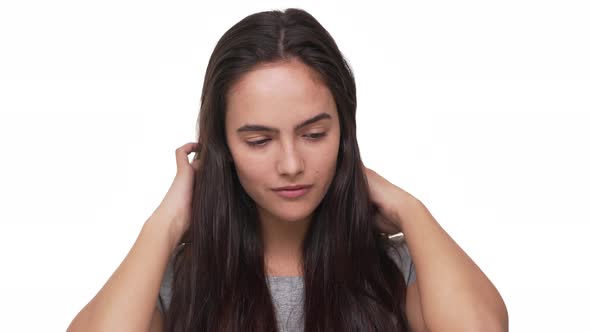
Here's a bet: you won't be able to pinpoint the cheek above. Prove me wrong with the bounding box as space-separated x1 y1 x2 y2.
234 158 268 190
319 134 340 182
322 132 340 166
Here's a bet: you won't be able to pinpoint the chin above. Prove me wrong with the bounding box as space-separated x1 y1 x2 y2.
260 204 314 223
281 213 312 223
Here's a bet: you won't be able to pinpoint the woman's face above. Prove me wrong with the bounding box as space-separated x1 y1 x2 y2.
225 58 341 224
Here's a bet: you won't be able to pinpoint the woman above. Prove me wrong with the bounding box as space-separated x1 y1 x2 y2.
67 8 508 332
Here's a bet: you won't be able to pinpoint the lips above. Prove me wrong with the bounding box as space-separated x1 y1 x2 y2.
273 185 312 199
272 184 312 191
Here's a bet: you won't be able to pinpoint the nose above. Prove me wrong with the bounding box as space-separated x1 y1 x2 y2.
276 140 304 177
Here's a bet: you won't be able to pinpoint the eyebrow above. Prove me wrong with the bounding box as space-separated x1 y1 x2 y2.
236 112 332 134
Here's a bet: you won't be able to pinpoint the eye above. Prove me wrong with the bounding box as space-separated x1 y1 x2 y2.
304 132 327 140
246 138 271 147
245 133 327 148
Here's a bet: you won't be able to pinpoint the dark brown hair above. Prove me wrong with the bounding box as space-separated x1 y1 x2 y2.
164 8 410 331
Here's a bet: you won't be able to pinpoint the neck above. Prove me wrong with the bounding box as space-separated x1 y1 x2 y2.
258 208 311 276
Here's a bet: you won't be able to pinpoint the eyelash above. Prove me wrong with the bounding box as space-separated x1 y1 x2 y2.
246 133 327 147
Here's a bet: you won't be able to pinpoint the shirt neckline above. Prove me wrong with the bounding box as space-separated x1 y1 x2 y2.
267 275 303 279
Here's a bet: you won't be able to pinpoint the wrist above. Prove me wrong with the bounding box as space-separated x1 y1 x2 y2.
146 208 185 253
394 196 425 232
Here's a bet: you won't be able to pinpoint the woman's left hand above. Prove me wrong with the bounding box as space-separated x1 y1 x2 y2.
363 165 419 235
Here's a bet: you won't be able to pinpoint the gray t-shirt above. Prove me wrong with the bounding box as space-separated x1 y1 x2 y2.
157 235 416 331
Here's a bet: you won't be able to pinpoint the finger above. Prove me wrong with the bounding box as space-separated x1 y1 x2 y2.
192 145 205 172
375 212 401 235
191 142 203 167
175 142 201 170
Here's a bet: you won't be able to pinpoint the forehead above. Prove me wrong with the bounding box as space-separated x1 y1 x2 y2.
225 59 337 127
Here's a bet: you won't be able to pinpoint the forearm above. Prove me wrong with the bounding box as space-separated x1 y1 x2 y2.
67 210 180 332
397 200 508 332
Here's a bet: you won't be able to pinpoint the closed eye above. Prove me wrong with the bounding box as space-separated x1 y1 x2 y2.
306 132 327 139
246 132 327 147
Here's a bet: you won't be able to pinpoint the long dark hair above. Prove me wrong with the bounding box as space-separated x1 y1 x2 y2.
164 8 410 331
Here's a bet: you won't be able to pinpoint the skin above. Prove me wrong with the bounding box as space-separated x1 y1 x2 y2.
224 58 341 276
223 57 508 331
364 168 509 331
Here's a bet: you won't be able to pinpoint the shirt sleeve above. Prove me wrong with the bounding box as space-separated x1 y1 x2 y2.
385 235 417 286
157 243 185 314
157 254 174 314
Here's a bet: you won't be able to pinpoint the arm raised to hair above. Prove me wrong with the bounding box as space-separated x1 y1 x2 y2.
396 199 508 332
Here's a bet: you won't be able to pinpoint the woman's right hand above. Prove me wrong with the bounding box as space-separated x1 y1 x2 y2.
154 142 202 246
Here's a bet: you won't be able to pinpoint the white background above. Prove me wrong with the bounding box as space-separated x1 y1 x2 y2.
1 1 588 331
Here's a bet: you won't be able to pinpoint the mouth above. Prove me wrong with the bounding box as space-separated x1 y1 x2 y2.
272 184 312 191
272 184 313 199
